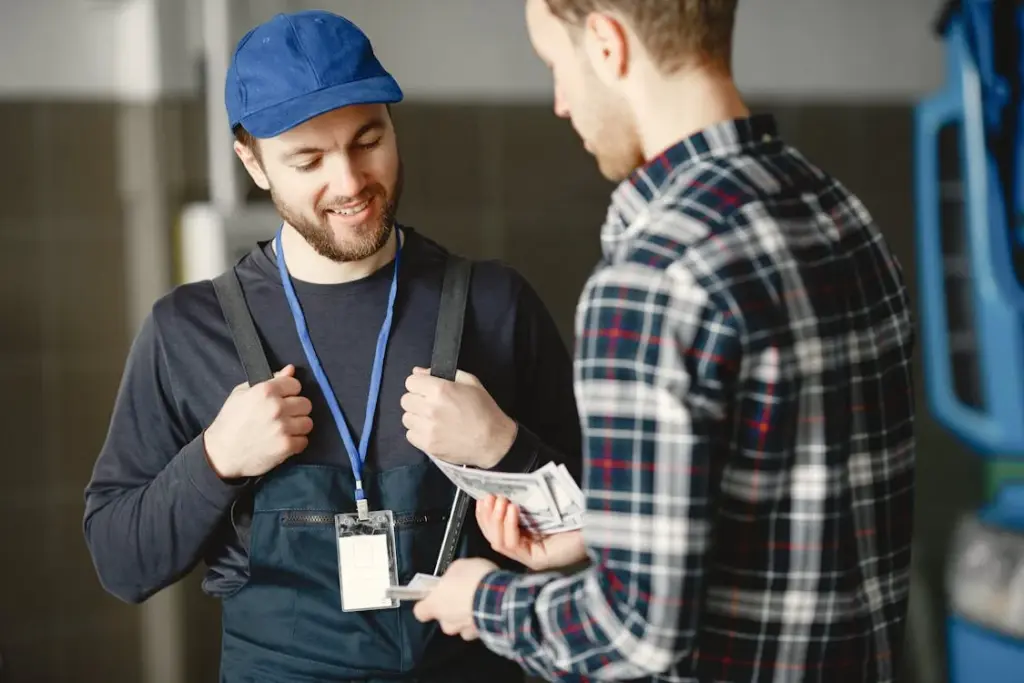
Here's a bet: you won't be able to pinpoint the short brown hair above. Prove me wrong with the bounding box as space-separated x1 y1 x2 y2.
233 124 262 163
544 0 738 73
232 103 395 163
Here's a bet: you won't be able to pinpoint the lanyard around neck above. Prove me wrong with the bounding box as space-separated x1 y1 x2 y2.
275 226 402 513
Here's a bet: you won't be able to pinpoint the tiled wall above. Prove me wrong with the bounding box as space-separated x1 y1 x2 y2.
0 101 133 683
0 98 972 682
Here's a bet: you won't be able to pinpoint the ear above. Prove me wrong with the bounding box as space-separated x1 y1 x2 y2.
581 12 629 83
234 140 270 191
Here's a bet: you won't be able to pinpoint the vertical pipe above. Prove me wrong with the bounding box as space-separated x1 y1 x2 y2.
114 1 190 681
204 0 241 212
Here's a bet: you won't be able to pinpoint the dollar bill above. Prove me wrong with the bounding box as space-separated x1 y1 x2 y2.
385 573 441 602
429 456 561 519
427 455 585 536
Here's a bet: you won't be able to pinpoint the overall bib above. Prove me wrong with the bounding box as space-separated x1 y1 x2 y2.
211 252 523 683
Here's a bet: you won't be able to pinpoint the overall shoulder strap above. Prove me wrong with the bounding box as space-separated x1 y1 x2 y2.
213 269 274 385
211 268 275 552
431 255 474 575
429 255 472 381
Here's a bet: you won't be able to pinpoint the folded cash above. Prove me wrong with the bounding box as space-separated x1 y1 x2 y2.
385 572 440 602
427 456 584 536
408 572 440 589
386 585 431 601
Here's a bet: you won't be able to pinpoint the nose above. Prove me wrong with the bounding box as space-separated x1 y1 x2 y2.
325 154 368 202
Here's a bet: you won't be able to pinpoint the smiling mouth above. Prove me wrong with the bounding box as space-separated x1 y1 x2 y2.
325 195 374 218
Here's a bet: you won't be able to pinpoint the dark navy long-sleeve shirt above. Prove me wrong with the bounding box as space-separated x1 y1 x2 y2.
83 227 582 604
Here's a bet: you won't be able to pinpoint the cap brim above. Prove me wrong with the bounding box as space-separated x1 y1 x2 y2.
239 75 404 138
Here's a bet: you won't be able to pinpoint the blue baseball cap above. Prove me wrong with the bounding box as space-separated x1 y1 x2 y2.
225 10 403 138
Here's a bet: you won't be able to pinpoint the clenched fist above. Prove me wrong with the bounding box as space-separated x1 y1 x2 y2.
203 364 313 479
401 367 516 469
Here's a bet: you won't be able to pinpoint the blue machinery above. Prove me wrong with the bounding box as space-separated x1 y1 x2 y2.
915 0 1024 680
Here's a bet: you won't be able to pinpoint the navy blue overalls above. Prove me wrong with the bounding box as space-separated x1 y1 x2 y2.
208 243 525 683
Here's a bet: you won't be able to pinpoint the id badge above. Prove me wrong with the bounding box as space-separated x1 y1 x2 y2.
335 509 400 612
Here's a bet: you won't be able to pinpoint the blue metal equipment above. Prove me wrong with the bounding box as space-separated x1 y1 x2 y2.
915 1 1024 680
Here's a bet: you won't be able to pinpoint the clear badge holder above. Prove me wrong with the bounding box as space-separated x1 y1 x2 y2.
335 509 400 612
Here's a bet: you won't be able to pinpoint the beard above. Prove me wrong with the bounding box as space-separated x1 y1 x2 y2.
271 161 404 263
575 65 644 182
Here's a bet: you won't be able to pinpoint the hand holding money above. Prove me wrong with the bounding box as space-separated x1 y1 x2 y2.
385 572 441 601
476 495 586 571
427 457 585 536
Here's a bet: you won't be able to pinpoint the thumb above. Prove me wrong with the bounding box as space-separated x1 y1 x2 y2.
275 364 296 378
411 366 431 376
454 370 481 387
412 598 431 622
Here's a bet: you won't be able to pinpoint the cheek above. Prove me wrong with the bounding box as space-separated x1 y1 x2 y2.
268 170 322 208
370 141 397 181
563 82 593 127
366 142 400 190
553 68 583 116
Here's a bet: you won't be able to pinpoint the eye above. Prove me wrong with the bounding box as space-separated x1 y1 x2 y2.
294 158 321 172
354 136 382 151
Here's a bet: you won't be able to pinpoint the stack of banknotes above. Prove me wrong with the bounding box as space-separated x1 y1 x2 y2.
384 461 586 601
428 457 584 536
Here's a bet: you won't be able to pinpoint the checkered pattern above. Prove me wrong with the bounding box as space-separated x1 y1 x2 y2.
472 114 916 682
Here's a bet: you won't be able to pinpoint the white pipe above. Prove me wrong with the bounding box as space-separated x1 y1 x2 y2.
115 55 186 683
203 0 241 212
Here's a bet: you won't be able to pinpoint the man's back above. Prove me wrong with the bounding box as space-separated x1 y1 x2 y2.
568 114 915 682
420 4 916 681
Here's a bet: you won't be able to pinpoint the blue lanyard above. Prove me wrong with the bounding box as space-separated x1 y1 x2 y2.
275 227 402 512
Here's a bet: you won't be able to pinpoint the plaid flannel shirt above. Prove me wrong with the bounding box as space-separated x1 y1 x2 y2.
472 114 916 683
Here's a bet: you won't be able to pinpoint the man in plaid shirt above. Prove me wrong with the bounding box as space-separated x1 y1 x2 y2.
412 1 916 681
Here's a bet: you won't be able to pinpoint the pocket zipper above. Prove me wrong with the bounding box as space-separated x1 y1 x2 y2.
279 509 450 528
280 511 335 526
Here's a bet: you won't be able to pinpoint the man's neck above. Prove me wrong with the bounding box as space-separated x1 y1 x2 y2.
275 224 400 284
633 68 751 161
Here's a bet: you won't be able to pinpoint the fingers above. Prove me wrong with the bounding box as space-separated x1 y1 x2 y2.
412 599 431 622
402 410 426 433
281 395 312 417
399 391 431 417
264 373 302 398
475 495 497 542
405 370 439 396
412 366 481 389
403 414 430 454
275 416 312 457
479 496 522 560
476 495 495 523
275 364 296 378
407 367 482 396
453 370 481 387
283 415 314 436
439 621 461 636
282 434 309 457
502 499 521 547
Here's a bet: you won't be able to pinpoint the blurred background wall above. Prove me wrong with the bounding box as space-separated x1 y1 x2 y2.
0 0 972 681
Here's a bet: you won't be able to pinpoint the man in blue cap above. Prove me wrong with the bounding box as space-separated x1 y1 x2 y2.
83 10 582 682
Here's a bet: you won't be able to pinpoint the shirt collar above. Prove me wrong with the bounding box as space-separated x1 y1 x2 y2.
602 114 779 254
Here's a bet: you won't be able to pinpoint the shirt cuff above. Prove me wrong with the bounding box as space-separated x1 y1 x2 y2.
181 433 249 509
489 423 540 474
472 569 522 658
